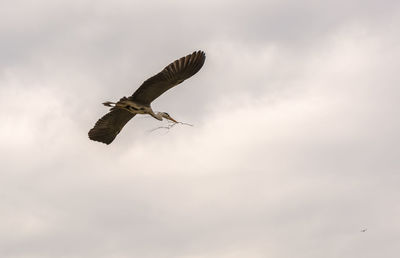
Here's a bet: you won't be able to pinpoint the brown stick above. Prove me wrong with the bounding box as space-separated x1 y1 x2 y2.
148 120 193 133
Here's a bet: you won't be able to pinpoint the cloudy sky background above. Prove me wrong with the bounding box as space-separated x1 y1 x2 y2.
1 0 400 257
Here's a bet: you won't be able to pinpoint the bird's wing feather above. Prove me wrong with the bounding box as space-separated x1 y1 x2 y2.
129 50 206 105
88 109 135 145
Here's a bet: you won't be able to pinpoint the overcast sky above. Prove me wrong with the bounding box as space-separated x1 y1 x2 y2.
1 0 400 257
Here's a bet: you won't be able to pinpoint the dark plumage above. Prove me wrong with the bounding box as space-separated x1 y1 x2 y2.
131 50 206 105
88 50 206 145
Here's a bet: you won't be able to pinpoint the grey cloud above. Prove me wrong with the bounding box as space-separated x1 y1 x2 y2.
1 0 400 258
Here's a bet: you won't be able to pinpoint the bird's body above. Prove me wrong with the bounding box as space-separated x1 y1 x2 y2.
103 97 177 122
88 50 206 144
103 97 155 116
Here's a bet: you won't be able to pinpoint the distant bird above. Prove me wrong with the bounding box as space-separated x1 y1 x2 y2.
88 50 206 144
360 228 367 232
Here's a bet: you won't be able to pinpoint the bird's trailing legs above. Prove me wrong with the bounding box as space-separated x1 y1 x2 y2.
103 101 116 107
102 98 146 113
103 97 135 109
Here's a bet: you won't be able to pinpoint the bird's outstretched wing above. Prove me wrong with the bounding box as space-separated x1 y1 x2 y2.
129 50 206 105
88 109 135 145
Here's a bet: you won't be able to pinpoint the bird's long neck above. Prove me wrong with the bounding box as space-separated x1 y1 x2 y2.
149 111 163 121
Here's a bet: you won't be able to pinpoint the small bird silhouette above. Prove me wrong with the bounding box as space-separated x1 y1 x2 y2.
360 228 367 232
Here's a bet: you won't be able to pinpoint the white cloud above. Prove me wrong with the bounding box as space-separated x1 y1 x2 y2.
1 1 399 257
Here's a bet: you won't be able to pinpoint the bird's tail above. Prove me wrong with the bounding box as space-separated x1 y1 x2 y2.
103 101 116 107
103 97 130 110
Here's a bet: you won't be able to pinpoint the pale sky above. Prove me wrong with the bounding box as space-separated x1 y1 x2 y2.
1 0 400 257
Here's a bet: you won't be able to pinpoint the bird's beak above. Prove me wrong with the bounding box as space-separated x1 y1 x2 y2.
161 113 179 123
167 116 178 123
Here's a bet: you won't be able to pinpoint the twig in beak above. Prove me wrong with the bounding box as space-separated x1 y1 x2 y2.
148 119 193 133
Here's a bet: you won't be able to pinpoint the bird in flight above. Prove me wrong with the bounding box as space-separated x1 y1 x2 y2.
88 50 206 144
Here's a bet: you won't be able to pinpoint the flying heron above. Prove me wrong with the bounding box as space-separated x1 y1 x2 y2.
88 50 206 144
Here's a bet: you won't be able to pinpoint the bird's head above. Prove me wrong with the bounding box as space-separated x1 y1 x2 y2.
160 112 178 123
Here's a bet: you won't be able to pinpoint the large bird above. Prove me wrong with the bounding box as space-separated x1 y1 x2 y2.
88 50 206 144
